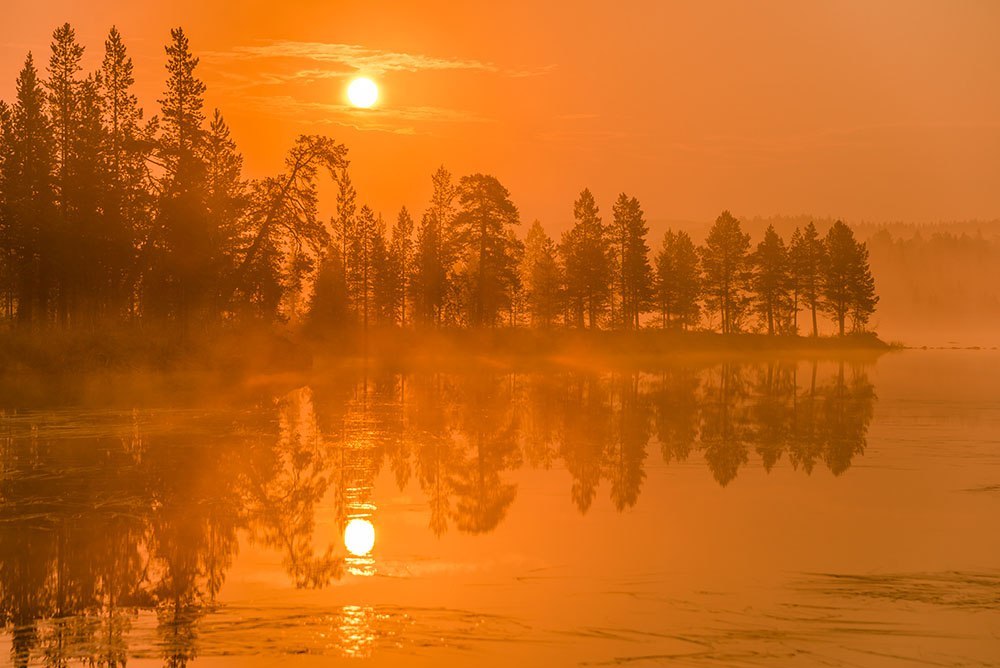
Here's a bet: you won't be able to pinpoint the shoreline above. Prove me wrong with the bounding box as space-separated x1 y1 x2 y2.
0 326 896 375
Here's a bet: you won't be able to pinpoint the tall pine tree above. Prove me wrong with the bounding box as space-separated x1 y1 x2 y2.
654 229 701 330
560 188 610 329
1 54 56 324
822 221 878 335
609 193 652 329
751 225 792 335
454 173 521 327
700 210 751 334
522 220 563 328
790 222 826 336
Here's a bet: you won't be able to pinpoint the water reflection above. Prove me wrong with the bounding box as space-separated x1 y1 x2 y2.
0 360 876 666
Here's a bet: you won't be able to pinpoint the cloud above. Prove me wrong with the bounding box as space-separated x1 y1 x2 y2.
206 40 551 79
203 40 551 132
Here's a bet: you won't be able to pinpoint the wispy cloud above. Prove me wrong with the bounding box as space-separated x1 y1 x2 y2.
206 40 551 79
204 40 550 133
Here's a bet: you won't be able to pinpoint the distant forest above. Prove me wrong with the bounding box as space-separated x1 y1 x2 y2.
0 25 880 340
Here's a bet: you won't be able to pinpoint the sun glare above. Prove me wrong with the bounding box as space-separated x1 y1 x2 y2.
344 518 376 556
347 77 378 108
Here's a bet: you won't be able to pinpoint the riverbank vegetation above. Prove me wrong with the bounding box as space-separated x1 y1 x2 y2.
1 24 881 372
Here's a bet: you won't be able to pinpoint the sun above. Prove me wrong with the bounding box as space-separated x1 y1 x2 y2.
344 518 376 556
347 77 378 108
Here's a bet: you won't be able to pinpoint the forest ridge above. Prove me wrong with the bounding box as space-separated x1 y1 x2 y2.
0 25 878 339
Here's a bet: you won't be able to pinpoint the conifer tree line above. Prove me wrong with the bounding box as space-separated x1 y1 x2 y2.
0 24 878 336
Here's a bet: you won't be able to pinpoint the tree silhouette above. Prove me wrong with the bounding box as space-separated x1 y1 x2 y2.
0 23 886 341
99 27 151 320
353 204 378 330
453 174 521 326
1 53 56 325
790 222 826 336
822 221 878 335
654 229 701 330
609 193 653 329
230 135 347 318
203 110 247 315
306 247 351 333
390 206 415 325
751 225 793 335
413 167 459 326
333 166 358 309
372 213 402 326
521 220 563 328
147 27 213 324
700 211 751 334
560 188 610 329
47 23 104 325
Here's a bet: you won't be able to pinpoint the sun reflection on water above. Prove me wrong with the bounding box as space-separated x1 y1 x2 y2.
344 518 375 556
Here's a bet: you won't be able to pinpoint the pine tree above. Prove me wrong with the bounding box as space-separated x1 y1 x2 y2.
71 74 106 319
1 54 56 324
99 26 150 319
372 214 402 325
230 135 347 319
560 188 610 329
47 23 98 324
413 167 458 325
654 229 701 329
47 24 84 201
429 166 460 322
0 101 11 318
790 222 825 336
354 205 378 331
151 27 211 323
203 110 246 315
332 166 358 311
610 193 653 329
390 206 414 326
454 173 521 327
700 210 751 334
751 225 793 335
850 242 878 333
306 248 350 332
822 221 878 335
503 227 525 326
159 28 205 178
413 209 445 325
522 220 563 328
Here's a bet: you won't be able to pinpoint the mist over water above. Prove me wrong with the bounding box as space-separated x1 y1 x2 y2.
1 350 997 666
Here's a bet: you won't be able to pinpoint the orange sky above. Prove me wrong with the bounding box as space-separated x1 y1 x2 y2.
3 0 999 230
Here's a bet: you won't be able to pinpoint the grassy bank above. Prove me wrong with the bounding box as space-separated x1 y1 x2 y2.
0 325 892 375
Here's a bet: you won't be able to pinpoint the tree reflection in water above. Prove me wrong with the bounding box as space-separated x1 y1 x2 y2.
0 359 876 666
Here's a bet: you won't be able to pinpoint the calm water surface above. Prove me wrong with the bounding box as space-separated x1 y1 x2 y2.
1 350 998 666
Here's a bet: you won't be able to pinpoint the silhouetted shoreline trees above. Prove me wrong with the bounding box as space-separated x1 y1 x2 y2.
0 24 880 338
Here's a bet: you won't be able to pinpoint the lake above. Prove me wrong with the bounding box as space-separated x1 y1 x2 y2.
1 350 998 666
